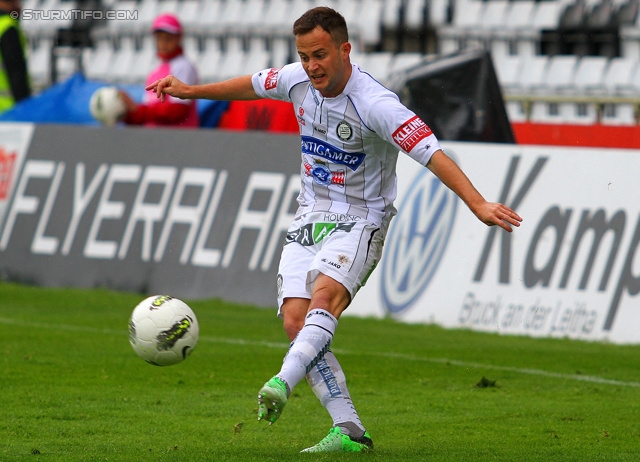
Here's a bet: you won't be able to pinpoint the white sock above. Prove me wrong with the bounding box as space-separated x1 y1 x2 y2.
277 309 337 392
306 350 366 437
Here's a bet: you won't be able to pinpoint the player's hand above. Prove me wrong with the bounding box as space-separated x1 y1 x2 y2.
117 90 137 113
475 202 522 232
145 74 187 102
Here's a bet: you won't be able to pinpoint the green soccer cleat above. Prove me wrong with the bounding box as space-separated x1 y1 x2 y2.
257 376 288 425
300 426 374 453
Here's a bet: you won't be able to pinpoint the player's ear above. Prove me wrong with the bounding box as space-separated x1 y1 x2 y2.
341 42 351 60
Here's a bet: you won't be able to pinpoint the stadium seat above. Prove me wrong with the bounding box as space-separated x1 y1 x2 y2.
601 103 636 125
177 0 203 35
28 39 53 89
516 55 550 94
404 0 427 31
83 40 115 82
270 36 293 68
543 55 579 94
349 0 384 51
505 100 528 123
216 50 248 82
110 40 138 84
262 0 291 36
437 0 486 54
362 52 394 82
389 52 424 74
195 0 224 37
602 57 638 95
530 100 598 125
427 0 450 27
493 54 524 94
572 56 609 94
491 0 536 57
198 48 223 82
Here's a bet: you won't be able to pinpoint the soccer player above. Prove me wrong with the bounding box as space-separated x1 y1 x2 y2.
147 7 522 453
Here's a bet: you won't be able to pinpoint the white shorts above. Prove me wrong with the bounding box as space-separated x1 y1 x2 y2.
276 212 386 313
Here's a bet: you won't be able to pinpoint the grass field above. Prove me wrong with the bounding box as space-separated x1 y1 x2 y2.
1 281 640 461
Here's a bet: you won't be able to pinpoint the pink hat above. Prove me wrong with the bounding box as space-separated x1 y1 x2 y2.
152 13 183 35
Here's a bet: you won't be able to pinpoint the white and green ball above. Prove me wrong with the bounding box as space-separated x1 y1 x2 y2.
89 86 126 126
129 295 199 366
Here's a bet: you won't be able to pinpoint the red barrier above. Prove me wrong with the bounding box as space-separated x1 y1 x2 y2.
217 100 299 133
512 122 640 149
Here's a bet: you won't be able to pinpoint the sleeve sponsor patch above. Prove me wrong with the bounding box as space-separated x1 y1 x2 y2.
392 115 433 152
265 68 279 90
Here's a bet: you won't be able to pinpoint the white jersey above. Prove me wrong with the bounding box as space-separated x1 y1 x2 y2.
252 62 441 227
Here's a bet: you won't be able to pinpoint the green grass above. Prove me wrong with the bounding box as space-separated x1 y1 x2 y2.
1 281 640 461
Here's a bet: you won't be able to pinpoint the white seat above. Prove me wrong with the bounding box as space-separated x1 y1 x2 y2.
602 57 638 95
438 0 486 54
512 0 566 56
84 41 115 82
217 0 246 32
262 0 292 36
243 0 270 33
543 55 579 94
195 0 224 37
110 41 138 83
349 0 384 50
129 48 159 85
405 0 427 30
493 54 523 94
573 56 609 94
362 52 394 82
130 0 159 34
177 0 203 34
243 49 271 75
482 0 511 30
516 55 550 94
198 48 223 82
155 0 180 15
427 0 450 27
287 0 316 30
490 0 536 56
99 0 139 38
271 36 293 68
337 0 361 25
530 101 598 125
217 50 248 81
382 0 403 30
505 100 527 123
390 52 423 74
28 40 52 89
601 103 636 125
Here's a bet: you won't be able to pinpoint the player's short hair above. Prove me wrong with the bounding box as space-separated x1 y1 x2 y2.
293 7 349 47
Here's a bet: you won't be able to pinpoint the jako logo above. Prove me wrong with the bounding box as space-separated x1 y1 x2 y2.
381 169 457 314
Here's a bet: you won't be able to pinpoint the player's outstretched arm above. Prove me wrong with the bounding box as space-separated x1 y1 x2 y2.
145 74 260 102
426 150 522 232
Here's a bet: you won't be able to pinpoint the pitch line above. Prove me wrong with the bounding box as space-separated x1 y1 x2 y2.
2 316 639 389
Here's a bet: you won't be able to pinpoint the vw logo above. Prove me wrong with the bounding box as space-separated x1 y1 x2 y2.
381 168 458 314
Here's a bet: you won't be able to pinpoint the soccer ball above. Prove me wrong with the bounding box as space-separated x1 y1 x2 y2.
128 295 199 366
89 86 126 126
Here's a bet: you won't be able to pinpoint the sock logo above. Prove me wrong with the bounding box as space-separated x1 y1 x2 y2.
316 358 342 397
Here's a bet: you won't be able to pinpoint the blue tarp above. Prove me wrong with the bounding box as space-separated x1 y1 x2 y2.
0 72 229 128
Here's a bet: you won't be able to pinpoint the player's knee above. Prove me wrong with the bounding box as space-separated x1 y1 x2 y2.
283 316 304 341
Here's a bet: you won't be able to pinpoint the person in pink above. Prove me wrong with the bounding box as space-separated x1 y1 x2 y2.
120 13 199 127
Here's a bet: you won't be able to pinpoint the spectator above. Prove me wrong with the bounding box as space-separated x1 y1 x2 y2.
0 0 31 114
120 13 199 127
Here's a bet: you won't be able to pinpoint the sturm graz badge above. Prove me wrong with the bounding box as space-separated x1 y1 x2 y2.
336 121 353 141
